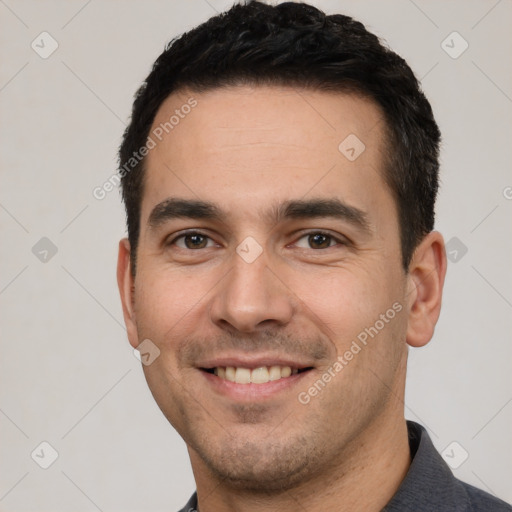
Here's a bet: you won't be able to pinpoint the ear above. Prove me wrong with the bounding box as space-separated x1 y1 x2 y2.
405 231 447 348
117 238 139 349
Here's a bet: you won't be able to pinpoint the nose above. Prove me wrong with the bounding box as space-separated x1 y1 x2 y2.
209 247 295 333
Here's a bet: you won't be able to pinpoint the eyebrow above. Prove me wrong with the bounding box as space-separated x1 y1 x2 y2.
147 197 371 234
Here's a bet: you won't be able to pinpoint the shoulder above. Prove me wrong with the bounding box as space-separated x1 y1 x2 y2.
176 492 198 512
383 421 512 511
460 480 512 512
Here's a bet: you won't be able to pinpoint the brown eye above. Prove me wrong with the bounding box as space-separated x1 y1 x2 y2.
184 234 208 249
170 232 214 250
308 233 332 249
294 231 343 250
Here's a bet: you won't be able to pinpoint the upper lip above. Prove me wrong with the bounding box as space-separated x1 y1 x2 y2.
197 354 315 370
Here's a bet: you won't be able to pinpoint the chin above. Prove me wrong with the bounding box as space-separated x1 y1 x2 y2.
195 435 326 492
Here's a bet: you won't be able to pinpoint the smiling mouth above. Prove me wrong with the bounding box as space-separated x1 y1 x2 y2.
201 365 313 384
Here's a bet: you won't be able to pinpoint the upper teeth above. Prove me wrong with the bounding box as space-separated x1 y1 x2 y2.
214 366 298 384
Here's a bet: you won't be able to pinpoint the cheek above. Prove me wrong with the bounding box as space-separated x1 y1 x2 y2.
135 272 187 334
134 265 221 344
292 267 400 347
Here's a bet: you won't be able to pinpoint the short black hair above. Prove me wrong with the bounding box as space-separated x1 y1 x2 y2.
119 0 440 274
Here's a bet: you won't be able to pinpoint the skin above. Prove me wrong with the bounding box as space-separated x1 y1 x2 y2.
117 85 447 511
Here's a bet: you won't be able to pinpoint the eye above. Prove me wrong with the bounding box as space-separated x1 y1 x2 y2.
293 231 346 250
169 232 216 250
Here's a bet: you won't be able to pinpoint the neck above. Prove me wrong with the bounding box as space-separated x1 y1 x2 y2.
191 412 411 512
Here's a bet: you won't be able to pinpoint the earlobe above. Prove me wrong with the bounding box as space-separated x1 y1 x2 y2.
405 231 447 348
116 238 139 349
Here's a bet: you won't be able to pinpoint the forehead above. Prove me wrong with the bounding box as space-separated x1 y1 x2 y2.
141 85 393 228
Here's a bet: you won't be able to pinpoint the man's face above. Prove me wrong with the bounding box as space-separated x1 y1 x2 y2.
121 86 412 490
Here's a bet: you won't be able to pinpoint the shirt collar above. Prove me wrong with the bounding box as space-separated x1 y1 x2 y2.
382 420 470 510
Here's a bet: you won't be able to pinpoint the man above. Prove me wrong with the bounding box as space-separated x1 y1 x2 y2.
116 1 511 510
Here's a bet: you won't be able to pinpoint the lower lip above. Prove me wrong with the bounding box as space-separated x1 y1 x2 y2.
200 369 311 401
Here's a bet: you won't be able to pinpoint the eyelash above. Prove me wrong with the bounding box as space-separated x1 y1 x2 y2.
167 230 348 251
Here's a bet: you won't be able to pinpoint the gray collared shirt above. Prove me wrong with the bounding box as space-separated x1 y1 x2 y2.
178 421 511 511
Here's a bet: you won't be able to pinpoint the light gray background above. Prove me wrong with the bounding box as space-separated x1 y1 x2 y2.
1 1 511 511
